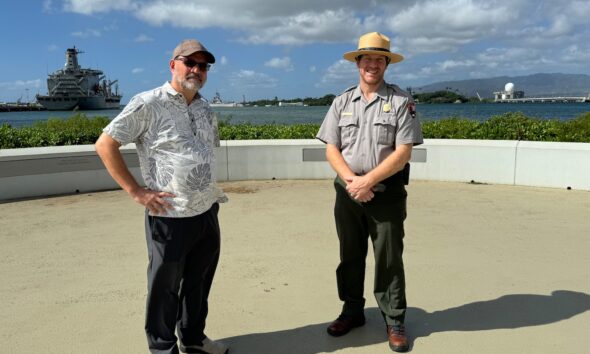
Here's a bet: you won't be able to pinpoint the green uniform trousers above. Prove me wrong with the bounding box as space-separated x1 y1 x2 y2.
333 175 408 326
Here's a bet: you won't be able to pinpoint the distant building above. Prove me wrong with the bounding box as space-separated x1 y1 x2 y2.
493 82 524 101
492 82 589 103
278 101 304 107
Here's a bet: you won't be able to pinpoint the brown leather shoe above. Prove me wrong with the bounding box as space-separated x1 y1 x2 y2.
387 325 409 352
326 314 366 336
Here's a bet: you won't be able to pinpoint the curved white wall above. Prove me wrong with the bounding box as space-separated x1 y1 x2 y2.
1 139 589 200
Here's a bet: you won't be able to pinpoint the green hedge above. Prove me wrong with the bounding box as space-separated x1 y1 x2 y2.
1 111 589 149
0 114 110 149
422 112 590 142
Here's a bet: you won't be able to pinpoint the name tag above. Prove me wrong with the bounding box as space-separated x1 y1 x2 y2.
341 112 353 116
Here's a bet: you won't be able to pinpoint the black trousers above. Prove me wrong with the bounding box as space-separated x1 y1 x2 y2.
144 203 221 354
333 176 408 326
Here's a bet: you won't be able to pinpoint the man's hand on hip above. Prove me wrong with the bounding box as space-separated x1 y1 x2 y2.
130 188 176 215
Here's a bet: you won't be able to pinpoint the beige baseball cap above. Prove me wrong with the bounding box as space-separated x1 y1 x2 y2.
172 39 215 63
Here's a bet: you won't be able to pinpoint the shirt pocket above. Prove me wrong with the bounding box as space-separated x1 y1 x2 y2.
338 115 359 147
374 114 397 145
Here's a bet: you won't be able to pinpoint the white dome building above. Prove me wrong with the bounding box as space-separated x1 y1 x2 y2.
494 82 524 101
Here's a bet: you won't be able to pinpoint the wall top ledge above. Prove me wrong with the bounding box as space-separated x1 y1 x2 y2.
424 139 519 147
224 139 324 147
516 140 590 150
0 144 137 161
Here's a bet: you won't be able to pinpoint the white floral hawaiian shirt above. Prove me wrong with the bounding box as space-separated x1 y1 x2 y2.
103 81 228 217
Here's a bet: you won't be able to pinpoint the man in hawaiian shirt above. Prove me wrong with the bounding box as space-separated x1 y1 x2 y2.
95 39 228 354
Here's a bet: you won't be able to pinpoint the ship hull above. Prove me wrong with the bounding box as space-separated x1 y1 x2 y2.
36 95 121 111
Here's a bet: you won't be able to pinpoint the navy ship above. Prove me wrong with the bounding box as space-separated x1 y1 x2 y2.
36 47 122 110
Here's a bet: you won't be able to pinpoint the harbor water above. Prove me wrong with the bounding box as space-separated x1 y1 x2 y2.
1 103 589 128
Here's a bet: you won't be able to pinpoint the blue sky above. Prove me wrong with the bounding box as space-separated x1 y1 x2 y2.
1 0 589 104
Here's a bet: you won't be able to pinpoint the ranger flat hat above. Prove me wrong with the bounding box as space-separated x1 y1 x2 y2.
343 32 403 64
172 39 215 64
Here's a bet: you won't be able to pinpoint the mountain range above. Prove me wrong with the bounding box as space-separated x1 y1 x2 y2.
415 73 590 99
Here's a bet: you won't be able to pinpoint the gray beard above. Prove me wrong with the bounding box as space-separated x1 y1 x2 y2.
177 76 203 92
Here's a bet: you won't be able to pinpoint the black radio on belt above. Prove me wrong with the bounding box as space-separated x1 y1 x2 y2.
402 163 410 185
374 163 411 191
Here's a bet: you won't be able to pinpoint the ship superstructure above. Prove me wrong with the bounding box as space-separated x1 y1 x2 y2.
36 47 122 110
209 91 241 107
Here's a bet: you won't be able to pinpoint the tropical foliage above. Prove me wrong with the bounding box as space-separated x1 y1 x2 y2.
1 111 589 149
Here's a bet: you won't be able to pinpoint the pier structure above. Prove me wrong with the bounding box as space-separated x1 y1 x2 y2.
493 82 590 103
0 102 46 112
494 95 590 103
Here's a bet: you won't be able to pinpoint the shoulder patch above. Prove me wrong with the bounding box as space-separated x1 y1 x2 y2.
407 101 416 119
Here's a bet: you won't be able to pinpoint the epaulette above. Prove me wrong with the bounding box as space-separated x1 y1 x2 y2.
341 85 357 94
386 83 403 93
386 83 413 99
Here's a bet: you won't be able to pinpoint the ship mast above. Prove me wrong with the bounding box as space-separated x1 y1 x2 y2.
65 47 83 71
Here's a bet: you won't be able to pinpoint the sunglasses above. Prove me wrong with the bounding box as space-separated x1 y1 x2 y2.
174 56 211 72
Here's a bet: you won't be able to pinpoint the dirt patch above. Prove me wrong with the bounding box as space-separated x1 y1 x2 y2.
221 186 258 194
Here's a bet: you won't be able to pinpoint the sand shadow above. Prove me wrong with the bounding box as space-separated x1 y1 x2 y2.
220 290 590 353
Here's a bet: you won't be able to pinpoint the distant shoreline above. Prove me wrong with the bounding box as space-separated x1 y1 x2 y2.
1 102 589 128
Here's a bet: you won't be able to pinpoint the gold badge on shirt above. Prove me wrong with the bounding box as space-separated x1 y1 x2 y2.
383 103 391 113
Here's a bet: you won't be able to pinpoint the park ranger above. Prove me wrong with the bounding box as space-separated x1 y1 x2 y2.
316 32 423 353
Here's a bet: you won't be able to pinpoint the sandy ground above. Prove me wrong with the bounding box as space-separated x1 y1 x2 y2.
1 179 589 354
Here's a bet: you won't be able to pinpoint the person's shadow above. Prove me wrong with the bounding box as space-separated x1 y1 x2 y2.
220 290 590 353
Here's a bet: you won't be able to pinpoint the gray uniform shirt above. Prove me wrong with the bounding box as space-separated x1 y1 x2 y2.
104 82 227 218
316 81 423 175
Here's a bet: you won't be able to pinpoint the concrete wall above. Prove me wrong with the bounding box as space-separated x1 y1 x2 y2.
1 139 589 200
0 145 143 200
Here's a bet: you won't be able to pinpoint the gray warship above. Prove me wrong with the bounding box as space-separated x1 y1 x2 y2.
36 47 122 110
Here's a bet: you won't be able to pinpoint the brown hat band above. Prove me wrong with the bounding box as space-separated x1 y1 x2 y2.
357 47 391 53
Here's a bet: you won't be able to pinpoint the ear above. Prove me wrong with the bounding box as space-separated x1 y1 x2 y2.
169 59 176 73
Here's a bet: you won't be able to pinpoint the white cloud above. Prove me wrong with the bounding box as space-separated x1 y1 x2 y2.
131 68 144 74
62 1 384 45
438 60 476 71
63 0 136 14
476 47 553 71
387 0 522 54
43 0 53 13
134 34 154 42
318 59 357 88
0 79 43 98
562 45 590 63
59 0 590 85
230 70 278 88
71 29 101 38
59 0 589 51
237 9 365 45
309 66 316 72
220 56 228 65
264 57 294 71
